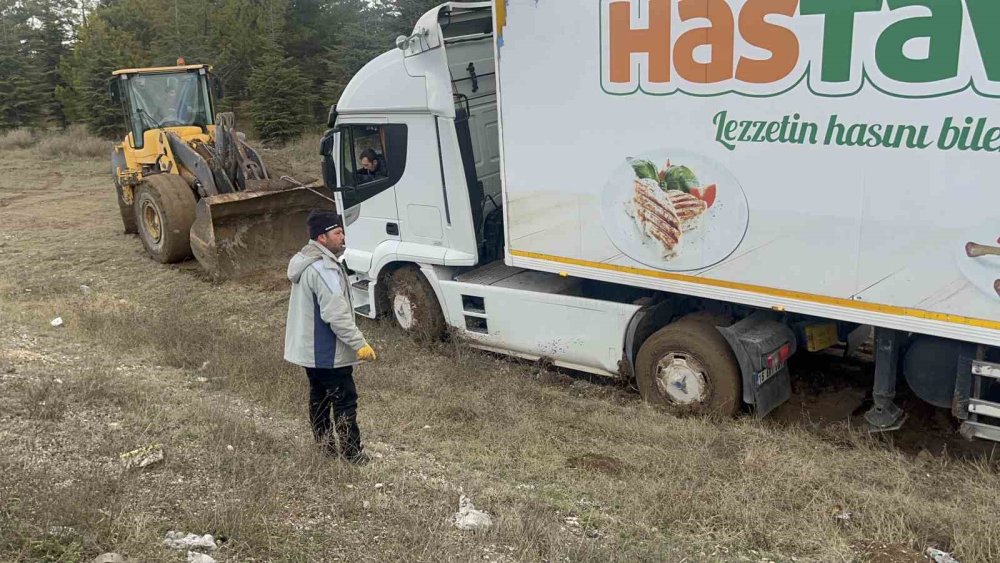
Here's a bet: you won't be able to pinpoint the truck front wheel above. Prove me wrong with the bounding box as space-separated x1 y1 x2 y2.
134 174 196 264
387 266 445 340
635 319 742 416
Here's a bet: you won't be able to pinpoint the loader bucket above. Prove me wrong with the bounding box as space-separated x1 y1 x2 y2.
190 185 337 280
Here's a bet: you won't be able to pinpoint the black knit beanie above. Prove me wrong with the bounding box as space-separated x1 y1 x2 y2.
307 210 343 239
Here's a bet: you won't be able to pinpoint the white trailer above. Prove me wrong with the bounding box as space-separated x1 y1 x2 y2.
322 1 1000 440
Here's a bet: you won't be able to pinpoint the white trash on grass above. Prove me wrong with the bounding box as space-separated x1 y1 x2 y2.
925 548 960 563
163 530 217 551
450 495 492 532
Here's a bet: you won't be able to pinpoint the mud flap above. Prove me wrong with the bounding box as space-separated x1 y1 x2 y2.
190 185 337 280
717 312 797 418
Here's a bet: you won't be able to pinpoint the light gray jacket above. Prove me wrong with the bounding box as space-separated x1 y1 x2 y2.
284 241 367 369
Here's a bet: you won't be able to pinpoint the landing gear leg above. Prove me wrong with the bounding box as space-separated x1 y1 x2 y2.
865 327 907 432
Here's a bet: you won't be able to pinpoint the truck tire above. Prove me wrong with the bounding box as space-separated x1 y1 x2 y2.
635 319 742 416
134 174 196 264
387 266 445 340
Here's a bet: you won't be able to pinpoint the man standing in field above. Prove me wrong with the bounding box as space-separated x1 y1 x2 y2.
284 210 377 464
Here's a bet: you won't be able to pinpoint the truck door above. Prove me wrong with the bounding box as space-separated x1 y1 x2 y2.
335 122 404 271
392 114 480 263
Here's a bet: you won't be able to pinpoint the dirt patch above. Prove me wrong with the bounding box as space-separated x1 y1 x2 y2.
772 386 867 426
1 349 46 362
566 453 626 476
852 540 924 563
231 268 291 292
769 350 999 460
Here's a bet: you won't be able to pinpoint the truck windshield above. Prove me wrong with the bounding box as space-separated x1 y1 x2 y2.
126 71 212 143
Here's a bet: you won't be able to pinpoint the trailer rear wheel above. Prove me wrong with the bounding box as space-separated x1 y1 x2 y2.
134 174 196 264
387 266 445 340
635 319 741 416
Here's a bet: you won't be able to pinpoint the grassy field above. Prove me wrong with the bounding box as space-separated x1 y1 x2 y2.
1 128 998 562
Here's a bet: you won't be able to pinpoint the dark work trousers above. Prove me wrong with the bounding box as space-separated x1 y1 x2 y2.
305 366 362 458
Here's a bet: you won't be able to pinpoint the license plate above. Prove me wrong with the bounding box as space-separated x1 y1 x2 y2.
756 362 785 386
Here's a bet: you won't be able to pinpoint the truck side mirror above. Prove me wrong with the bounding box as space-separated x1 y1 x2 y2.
319 130 341 191
109 79 121 105
319 130 335 157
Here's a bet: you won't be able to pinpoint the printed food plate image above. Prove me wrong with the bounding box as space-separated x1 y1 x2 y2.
957 222 1000 302
600 149 749 272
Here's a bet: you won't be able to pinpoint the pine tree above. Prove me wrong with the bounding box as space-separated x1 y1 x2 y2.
0 0 45 129
209 0 291 104
46 0 465 136
24 0 76 126
391 0 442 36
147 0 215 66
248 47 315 144
59 15 145 137
322 0 396 104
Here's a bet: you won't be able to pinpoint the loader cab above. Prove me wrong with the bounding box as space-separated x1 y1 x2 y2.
110 65 219 150
324 2 500 276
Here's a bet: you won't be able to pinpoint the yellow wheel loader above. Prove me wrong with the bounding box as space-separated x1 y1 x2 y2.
109 63 335 279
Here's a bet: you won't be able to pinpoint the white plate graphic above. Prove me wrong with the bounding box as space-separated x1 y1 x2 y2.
600 149 749 272
956 222 1000 302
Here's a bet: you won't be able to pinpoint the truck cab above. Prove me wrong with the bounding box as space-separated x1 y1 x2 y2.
323 2 502 281
322 2 650 385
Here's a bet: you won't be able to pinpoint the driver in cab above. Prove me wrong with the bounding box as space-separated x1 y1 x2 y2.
356 149 386 184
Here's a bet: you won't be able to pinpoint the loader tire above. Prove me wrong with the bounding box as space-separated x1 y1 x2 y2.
116 181 137 234
635 319 742 417
134 174 196 264
387 266 445 340
112 147 136 234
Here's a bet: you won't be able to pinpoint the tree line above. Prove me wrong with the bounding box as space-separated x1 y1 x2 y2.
0 0 444 142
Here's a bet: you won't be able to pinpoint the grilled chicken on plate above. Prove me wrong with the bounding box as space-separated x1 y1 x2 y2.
627 179 683 258
667 189 707 232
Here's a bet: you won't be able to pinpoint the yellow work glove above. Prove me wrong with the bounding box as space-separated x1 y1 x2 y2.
357 344 377 361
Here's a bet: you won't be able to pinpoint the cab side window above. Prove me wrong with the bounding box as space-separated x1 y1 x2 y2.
340 125 389 187
337 124 408 209
353 127 388 184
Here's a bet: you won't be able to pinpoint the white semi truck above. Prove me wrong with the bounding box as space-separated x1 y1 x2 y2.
321 1 1000 440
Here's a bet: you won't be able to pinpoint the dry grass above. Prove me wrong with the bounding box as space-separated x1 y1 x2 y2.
2 144 1000 562
33 125 110 160
0 125 109 160
0 128 38 151
258 129 324 182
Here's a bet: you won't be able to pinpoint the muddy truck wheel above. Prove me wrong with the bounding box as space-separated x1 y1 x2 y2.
387 266 445 340
134 174 196 264
635 319 742 416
